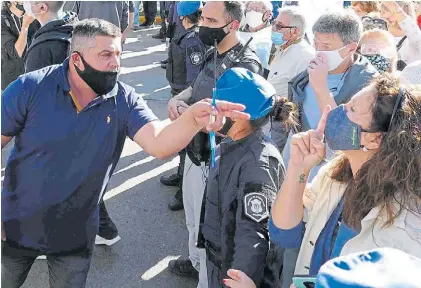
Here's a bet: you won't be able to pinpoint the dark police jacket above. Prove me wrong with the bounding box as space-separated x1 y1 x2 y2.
198 129 285 286
166 25 206 91
186 43 263 165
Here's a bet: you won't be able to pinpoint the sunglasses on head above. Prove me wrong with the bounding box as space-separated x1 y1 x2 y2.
362 16 388 30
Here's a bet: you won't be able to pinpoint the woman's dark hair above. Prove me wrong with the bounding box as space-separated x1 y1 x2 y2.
250 97 297 130
330 73 421 230
184 11 201 25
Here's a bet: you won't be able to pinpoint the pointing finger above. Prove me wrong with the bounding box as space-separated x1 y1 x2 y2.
316 105 331 134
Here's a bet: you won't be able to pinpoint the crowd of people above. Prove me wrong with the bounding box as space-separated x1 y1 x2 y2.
1 1 421 288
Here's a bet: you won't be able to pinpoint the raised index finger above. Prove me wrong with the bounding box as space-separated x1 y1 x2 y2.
316 105 332 133
215 100 246 113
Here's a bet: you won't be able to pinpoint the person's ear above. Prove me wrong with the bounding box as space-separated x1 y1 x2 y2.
71 52 84 70
229 20 240 31
361 132 383 150
348 42 358 54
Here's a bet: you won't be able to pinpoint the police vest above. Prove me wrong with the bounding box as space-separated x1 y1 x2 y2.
166 27 199 86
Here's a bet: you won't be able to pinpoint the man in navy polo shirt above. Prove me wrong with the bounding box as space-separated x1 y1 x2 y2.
1 18 249 288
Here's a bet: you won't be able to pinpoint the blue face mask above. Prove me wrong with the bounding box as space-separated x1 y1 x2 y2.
324 105 368 151
271 31 287 46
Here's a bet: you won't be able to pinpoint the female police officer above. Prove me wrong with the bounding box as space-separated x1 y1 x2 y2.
197 67 297 287
163 1 207 211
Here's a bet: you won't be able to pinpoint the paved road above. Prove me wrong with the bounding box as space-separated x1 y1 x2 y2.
18 27 198 288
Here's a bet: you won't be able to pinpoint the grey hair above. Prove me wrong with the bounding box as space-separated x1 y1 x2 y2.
70 19 121 53
312 9 363 44
245 1 273 12
278 7 307 37
223 1 245 23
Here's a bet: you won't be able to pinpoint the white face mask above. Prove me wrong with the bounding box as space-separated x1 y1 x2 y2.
23 1 34 17
246 11 264 28
318 45 348 71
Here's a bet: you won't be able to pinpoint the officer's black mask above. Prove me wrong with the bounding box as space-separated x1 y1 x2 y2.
199 21 233 46
73 52 119 96
14 2 25 12
219 118 234 136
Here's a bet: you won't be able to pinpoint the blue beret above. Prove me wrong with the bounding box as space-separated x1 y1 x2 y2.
316 248 421 288
177 1 202 17
216 68 276 120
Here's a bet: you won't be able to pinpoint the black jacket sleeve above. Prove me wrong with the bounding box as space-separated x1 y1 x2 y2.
1 16 20 60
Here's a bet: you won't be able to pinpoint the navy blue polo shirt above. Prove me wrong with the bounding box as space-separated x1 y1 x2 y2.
1 58 158 254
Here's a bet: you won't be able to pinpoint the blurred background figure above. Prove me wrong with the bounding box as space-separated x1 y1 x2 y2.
152 1 172 40
380 1 421 70
140 0 156 28
24 1 78 72
1 0 39 169
1 1 39 91
70 1 129 40
239 1 273 74
358 28 397 73
133 1 141 30
350 1 379 19
400 60 421 85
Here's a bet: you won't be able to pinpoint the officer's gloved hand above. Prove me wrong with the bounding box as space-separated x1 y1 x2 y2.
223 269 256 288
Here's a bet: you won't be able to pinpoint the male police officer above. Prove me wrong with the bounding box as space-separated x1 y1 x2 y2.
162 1 206 211
1 19 249 288
166 1 262 287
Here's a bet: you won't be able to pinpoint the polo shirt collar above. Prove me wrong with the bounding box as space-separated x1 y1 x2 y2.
56 57 119 99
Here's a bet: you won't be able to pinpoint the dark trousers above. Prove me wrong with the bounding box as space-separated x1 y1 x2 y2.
1 241 92 288
206 258 223 288
159 1 167 35
143 1 157 23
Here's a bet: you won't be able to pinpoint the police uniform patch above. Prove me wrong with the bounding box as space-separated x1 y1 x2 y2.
190 52 202 65
244 192 269 222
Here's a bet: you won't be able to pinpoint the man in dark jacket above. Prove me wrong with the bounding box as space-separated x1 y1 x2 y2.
24 1 78 72
1 1 39 91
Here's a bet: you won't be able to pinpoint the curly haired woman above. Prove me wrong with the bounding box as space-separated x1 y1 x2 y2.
223 73 421 287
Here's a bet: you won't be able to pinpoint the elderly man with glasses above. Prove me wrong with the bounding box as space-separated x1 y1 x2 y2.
267 6 315 152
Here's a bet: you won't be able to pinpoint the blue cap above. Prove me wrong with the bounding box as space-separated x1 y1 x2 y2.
216 68 276 120
177 1 202 17
316 248 421 288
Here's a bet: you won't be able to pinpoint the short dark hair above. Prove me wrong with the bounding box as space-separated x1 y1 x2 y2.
223 1 245 23
38 1 64 13
71 19 121 52
185 11 201 25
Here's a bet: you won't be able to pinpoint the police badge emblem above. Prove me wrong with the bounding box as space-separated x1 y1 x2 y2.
244 192 269 222
190 52 202 65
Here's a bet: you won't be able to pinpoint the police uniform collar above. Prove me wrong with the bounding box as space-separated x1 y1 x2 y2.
56 57 118 98
174 25 198 44
220 128 264 156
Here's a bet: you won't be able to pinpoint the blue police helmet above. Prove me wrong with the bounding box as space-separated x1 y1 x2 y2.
177 1 202 17
216 67 276 120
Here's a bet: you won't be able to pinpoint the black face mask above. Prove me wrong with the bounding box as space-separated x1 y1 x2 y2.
73 52 119 96
219 118 234 136
15 3 25 12
199 22 232 46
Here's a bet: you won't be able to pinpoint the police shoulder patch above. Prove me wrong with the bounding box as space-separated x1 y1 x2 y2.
244 192 269 222
190 52 203 65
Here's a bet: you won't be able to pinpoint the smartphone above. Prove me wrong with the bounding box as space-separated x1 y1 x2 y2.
292 275 317 288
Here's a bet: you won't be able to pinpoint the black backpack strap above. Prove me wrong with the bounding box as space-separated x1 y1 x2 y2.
396 36 407 51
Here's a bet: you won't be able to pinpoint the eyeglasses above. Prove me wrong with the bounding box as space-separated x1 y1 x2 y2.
361 16 388 31
271 21 296 31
